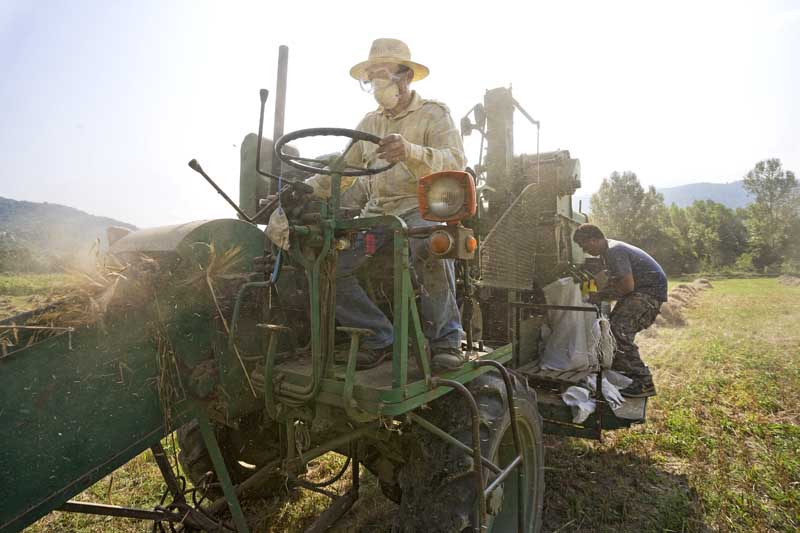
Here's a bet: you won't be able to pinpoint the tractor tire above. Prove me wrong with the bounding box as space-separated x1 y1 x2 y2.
176 414 282 497
396 372 544 532
358 444 404 505
176 420 251 494
379 478 403 504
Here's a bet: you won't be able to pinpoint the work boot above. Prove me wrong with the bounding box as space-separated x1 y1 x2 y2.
619 379 657 398
356 346 392 370
431 347 466 371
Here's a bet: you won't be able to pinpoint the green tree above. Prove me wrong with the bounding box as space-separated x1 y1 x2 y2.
664 204 700 273
684 200 747 269
782 215 800 274
590 171 686 273
590 171 665 244
742 158 799 270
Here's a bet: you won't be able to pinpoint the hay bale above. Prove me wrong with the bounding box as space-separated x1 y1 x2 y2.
778 275 800 287
675 283 698 295
672 284 703 307
693 278 713 289
668 291 693 306
657 301 686 327
672 286 695 297
638 277 712 335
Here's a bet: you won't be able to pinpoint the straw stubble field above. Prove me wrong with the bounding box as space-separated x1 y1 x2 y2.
17 277 800 532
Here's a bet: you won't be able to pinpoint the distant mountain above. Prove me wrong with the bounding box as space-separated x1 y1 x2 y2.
0 197 136 272
657 181 751 209
574 180 751 213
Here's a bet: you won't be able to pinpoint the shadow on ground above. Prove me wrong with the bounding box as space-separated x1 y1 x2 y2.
250 432 707 532
542 436 707 532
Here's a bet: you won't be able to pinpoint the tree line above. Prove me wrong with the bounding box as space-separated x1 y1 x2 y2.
589 158 799 276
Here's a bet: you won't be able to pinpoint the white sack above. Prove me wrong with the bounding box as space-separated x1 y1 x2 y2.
540 278 616 371
540 278 596 371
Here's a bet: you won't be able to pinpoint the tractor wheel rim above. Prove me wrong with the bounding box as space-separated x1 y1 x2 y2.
486 416 541 532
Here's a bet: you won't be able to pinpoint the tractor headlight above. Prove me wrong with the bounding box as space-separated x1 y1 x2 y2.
417 171 476 222
427 178 466 218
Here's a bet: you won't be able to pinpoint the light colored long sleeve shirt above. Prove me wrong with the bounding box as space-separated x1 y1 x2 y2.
307 91 466 216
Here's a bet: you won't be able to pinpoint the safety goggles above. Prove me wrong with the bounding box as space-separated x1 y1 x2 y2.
358 67 404 93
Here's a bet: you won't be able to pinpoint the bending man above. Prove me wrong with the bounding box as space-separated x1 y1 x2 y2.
573 224 667 397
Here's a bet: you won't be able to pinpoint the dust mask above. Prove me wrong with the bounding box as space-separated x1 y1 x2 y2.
372 79 400 110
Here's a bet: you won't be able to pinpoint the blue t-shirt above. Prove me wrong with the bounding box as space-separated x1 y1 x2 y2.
604 240 668 301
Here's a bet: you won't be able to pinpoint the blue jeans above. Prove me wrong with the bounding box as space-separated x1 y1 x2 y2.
335 211 462 351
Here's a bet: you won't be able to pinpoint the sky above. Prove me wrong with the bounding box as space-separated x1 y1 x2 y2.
0 0 798 228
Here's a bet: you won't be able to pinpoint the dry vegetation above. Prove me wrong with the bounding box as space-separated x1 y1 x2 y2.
22 278 800 532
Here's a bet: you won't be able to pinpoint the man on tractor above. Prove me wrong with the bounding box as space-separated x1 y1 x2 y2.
572 223 667 398
305 38 467 370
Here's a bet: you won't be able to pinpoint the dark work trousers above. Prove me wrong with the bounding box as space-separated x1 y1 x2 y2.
610 292 662 384
334 210 462 352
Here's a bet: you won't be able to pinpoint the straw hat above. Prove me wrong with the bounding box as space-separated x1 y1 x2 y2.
349 38 429 82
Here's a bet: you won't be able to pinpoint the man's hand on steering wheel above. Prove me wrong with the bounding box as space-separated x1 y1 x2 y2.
275 128 397 176
376 133 411 163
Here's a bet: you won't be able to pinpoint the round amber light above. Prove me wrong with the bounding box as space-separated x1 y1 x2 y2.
430 230 454 254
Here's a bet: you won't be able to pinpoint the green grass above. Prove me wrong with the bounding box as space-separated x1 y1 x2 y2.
23 278 800 532
0 273 74 319
26 438 183 533
543 278 800 532
25 444 385 533
0 273 73 295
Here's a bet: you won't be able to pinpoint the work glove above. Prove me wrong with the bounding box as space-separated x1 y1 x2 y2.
583 374 625 410
601 378 625 409
561 386 595 424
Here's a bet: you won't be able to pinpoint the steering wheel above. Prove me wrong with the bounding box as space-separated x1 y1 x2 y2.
274 128 396 176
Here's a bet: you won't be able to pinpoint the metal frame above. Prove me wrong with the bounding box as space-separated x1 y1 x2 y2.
510 300 606 440
54 441 229 532
204 426 374 516
6 164 572 532
231 167 529 531
191 405 379 533
195 408 249 532
2 59 623 532
256 168 508 422
304 445 361 533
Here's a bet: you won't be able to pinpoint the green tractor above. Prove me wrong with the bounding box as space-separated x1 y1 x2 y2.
0 49 646 533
